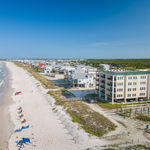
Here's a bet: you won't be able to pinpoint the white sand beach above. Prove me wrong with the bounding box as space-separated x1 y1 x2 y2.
6 62 106 150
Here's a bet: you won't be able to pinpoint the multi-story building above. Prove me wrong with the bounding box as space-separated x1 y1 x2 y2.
97 70 150 104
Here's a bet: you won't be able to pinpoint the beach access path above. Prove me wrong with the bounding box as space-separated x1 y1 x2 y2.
6 62 106 150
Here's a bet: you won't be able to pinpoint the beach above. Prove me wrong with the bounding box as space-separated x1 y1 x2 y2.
6 62 106 150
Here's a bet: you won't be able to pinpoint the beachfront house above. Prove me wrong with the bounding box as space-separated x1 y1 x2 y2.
72 71 94 88
44 66 53 74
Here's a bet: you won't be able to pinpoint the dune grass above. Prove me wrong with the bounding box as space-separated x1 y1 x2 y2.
136 114 150 122
14 62 57 89
63 101 116 137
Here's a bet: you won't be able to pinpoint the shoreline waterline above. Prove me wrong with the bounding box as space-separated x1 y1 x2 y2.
0 62 15 150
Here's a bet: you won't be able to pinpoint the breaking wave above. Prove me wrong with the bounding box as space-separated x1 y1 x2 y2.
0 80 4 87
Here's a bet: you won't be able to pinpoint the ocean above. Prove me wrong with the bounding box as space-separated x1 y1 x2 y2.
0 62 9 105
0 62 13 150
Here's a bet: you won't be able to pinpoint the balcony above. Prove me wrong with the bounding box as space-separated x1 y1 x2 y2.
107 93 112 97
100 85 105 89
107 87 112 92
107 77 113 81
101 75 105 78
96 83 99 87
101 90 105 93
101 80 105 84
107 82 112 86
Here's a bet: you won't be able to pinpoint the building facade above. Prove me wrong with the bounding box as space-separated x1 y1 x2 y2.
97 70 150 103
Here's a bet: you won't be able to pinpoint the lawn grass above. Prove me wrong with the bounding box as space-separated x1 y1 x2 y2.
63 101 116 137
97 100 147 109
97 101 120 109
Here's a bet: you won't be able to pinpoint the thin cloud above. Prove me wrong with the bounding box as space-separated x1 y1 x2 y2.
89 40 142 47
90 42 110 47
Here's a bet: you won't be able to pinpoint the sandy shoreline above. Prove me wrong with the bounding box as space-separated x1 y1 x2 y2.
6 62 108 150
0 63 14 150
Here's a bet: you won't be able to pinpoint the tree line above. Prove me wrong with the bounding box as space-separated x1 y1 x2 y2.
80 59 150 69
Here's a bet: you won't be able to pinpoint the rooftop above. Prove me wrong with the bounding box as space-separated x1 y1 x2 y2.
98 70 150 75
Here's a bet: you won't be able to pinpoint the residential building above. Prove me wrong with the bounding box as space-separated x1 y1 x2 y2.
97 70 150 103
99 64 110 70
44 66 53 74
72 71 94 88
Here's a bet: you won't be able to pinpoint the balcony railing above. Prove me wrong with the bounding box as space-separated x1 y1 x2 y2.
107 77 113 80
107 88 112 92
101 90 105 93
101 85 105 89
101 75 105 78
107 82 112 86
101 80 105 83
107 93 112 97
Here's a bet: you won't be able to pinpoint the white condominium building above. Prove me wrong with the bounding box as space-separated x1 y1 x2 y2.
97 70 150 103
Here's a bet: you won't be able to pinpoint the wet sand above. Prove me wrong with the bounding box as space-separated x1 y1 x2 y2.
0 63 14 150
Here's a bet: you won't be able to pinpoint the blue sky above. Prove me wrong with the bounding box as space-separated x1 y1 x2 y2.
0 0 150 59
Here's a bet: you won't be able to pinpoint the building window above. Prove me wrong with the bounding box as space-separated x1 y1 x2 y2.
140 93 145 96
117 94 123 97
117 82 123 86
140 82 146 85
127 94 131 97
128 77 132 80
128 88 131 91
117 88 123 92
140 87 146 90
141 76 146 79
133 76 137 79
133 88 136 91
133 82 137 85
132 94 136 97
118 76 123 80
128 82 132 86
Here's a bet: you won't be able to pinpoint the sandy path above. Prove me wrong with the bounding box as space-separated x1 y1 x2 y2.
88 103 150 147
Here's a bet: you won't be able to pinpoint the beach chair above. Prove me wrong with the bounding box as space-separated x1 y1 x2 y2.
21 119 26 123
18 107 22 110
19 114 24 118
14 129 22 133
21 125 29 130
16 138 31 149
15 91 22 96
14 125 29 133
22 138 31 143
18 110 23 114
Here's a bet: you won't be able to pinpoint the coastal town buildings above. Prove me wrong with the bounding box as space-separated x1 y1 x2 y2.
72 71 94 88
99 64 110 70
97 70 150 103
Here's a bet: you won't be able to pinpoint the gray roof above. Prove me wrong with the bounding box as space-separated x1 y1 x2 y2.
72 72 89 80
